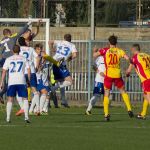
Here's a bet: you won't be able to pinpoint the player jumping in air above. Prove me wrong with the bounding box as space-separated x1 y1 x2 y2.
126 44 150 119
85 49 105 115
0 45 30 123
93 35 134 121
49 34 77 107
0 21 32 102
16 37 40 116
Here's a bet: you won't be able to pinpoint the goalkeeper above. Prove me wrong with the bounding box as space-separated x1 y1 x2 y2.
0 20 33 102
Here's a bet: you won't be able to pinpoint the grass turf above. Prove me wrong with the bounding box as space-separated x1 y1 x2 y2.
0 106 150 150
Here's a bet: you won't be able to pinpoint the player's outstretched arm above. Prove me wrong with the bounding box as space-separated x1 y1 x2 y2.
15 20 32 39
126 64 133 77
123 54 130 61
31 20 42 39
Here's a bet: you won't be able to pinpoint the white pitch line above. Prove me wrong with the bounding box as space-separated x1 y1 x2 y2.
0 124 150 129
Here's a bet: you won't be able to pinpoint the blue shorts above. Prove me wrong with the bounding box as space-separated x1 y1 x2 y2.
7 84 28 98
37 80 50 92
53 65 70 80
93 82 104 95
25 73 37 88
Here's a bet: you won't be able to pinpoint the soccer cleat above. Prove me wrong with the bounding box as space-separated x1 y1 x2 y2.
25 120 31 124
104 114 110 122
6 119 11 123
16 109 24 116
128 111 134 118
35 112 40 116
40 111 48 116
85 110 92 115
61 103 70 108
136 114 146 120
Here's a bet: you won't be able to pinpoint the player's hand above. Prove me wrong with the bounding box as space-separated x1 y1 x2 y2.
92 65 97 71
26 81 31 88
37 19 42 26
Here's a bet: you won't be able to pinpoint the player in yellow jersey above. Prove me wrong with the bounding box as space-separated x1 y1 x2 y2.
93 35 133 121
126 44 150 119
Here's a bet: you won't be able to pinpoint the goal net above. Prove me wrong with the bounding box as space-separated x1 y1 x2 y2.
0 18 50 54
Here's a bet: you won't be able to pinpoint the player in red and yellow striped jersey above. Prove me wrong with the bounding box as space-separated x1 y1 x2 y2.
126 44 150 119
93 35 133 121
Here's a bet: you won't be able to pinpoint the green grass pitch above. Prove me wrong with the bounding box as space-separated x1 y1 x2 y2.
0 106 150 150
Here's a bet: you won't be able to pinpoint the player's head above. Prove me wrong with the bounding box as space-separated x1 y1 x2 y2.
18 37 28 46
64 34 71 42
3 28 12 37
34 43 43 55
13 45 20 54
108 35 118 46
131 44 140 54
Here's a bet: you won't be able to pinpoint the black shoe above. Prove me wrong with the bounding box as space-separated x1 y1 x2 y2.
104 114 110 121
136 114 146 120
55 106 59 108
61 103 70 108
25 120 31 124
128 111 134 118
6 120 11 123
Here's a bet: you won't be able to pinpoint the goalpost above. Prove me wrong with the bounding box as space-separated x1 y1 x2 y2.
0 18 50 55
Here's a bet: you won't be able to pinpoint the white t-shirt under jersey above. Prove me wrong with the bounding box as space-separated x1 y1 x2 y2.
3 54 29 86
95 56 105 83
53 40 77 64
19 46 38 74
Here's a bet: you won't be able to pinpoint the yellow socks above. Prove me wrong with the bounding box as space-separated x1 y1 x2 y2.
141 99 149 117
27 87 32 102
122 93 132 111
103 96 109 116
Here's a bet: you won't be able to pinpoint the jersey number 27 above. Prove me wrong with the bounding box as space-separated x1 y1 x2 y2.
10 61 23 73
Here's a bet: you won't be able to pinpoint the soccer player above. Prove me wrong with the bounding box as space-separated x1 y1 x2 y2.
0 21 32 101
93 35 133 121
0 45 30 123
0 21 32 60
16 37 40 116
34 43 50 114
22 20 41 46
126 44 150 119
86 49 105 115
49 34 78 107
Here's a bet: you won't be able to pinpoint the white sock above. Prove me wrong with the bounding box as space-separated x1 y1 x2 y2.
51 81 72 91
87 95 99 112
34 92 40 112
43 98 49 112
29 92 40 113
60 87 68 104
16 95 24 109
23 99 29 120
6 101 13 121
33 106 37 113
40 94 46 112
29 97 36 113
